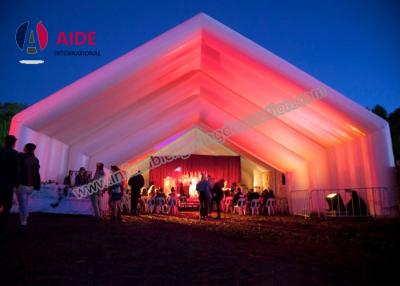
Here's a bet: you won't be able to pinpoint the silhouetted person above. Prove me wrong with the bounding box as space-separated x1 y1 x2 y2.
179 182 185 197
232 187 243 206
141 187 148 196
75 167 88 186
247 188 259 201
230 182 237 195
109 165 124 220
90 162 105 220
346 191 368 216
63 174 71 195
196 174 211 220
128 170 144 215
156 187 166 199
211 179 224 219
51 174 71 208
396 160 400 188
0 135 20 234
15 143 40 226
262 189 274 204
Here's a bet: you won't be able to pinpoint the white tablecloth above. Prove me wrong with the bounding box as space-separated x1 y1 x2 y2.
11 184 94 215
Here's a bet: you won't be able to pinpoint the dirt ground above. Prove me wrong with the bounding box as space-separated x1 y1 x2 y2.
0 212 399 286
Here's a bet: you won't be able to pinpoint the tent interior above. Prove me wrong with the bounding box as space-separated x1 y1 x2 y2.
119 128 286 198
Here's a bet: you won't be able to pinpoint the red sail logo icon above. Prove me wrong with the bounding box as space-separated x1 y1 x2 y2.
36 21 48 51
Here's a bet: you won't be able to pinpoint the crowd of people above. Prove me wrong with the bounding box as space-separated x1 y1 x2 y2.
54 168 278 222
0 135 40 234
0 134 278 235
61 164 145 221
194 175 275 220
62 169 276 221
134 186 179 215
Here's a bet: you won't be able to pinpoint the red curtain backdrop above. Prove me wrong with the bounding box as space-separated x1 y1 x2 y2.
149 155 241 187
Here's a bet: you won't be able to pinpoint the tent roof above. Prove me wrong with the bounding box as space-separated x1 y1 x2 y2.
12 13 388 172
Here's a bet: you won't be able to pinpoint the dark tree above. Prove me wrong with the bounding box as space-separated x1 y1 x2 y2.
371 104 388 121
0 102 28 145
388 108 400 161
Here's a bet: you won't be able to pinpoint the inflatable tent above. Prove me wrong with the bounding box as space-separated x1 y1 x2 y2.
10 13 397 215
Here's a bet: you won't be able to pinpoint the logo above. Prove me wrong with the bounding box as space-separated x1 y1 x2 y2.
16 20 48 64
15 20 102 64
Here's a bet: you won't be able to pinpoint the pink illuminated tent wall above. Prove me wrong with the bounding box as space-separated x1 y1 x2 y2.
10 13 397 215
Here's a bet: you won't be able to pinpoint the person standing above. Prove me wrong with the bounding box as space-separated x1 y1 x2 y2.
230 182 237 195
109 165 124 220
196 174 212 220
75 167 88 187
212 179 224 219
396 160 400 188
90 162 105 220
0 135 20 233
128 170 144 215
15 143 40 226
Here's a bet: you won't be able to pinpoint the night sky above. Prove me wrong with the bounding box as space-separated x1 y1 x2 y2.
1 0 399 112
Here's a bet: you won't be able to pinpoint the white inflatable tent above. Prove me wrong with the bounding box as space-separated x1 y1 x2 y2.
10 13 396 215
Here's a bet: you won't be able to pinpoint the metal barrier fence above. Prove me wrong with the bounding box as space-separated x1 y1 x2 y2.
290 187 399 218
290 189 311 218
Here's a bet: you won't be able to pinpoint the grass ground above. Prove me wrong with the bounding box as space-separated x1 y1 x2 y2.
0 212 399 286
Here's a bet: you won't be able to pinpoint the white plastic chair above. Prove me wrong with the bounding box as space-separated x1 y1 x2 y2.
156 197 167 214
250 199 260 215
146 197 156 214
167 198 178 215
266 198 276 215
234 198 247 215
220 197 226 212
224 197 233 213
121 193 131 214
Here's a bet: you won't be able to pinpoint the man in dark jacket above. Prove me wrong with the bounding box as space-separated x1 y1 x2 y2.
128 170 144 215
0 135 20 233
15 143 40 226
75 167 88 187
196 175 212 220
211 179 224 219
